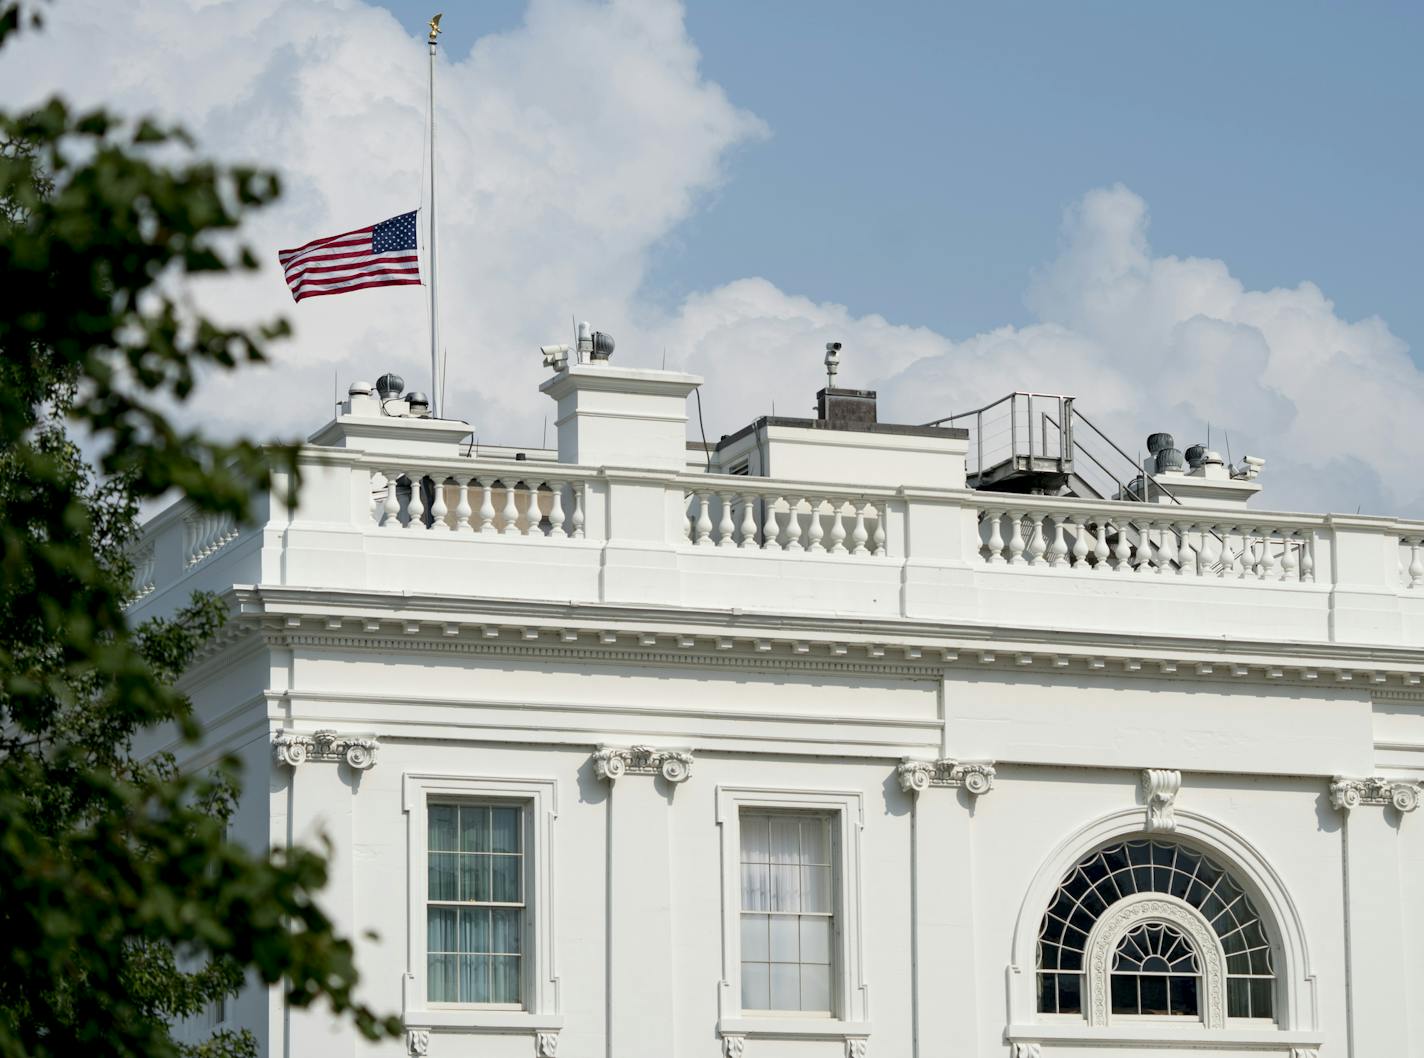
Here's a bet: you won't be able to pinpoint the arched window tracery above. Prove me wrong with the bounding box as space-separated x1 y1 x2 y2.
1036 839 1276 1022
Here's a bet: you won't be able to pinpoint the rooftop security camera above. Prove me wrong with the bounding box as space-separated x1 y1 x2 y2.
540 343 570 371
824 341 841 387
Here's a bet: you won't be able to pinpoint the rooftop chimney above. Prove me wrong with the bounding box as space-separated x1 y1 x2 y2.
816 387 878 430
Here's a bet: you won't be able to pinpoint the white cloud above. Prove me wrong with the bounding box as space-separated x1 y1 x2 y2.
3 3 1419 516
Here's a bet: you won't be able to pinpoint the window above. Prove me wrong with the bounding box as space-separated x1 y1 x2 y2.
1110 922 1200 1016
402 773 561 1034
426 803 525 1006
1036 839 1276 1022
739 812 834 1012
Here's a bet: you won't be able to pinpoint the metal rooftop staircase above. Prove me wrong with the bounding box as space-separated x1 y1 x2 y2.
925 392 1171 504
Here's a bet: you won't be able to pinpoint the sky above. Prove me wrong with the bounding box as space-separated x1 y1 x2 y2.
3 1 1422 516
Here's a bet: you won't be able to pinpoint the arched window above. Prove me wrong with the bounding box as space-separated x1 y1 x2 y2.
1037 839 1275 1023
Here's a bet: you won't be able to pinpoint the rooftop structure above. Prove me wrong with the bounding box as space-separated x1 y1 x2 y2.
142 331 1424 1058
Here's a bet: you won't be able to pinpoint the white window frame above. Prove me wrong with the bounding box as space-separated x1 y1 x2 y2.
714 786 871 1045
402 773 563 1033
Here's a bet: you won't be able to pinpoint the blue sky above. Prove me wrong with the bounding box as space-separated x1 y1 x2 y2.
6 0 1421 513
380 1 1423 362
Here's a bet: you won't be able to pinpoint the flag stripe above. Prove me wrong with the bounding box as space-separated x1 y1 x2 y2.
278 212 420 303
293 277 423 302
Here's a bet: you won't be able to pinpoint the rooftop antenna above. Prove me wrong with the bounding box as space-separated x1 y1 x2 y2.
1225 431 1233 467
542 416 548 449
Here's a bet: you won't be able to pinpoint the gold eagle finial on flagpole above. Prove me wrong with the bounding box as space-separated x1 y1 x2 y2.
428 13 443 43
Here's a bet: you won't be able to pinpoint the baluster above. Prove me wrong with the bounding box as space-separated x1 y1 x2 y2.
571 483 586 539
1007 512 1027 566
718 492 737 548
1070 516 1090 569
1258 527 1277 580
1048 515 1069 568
383 471 402 529
829 501 849 554
1176 522 1196 576
429 476 450 531
1133 521 1154 574
762 497 782 550
527 481 544 537
784 497 804 552
984 510 1005 564
405 473 426 530
368 471 380 526
804 498 825 552
1406 536 1424 588
479 480 497 533
1198 526 1219 577
454 477 473 532
695 494 714 546
500 481 519 536
1025 513 1047 567
683 493 694 542
1226 526 1246 578
547 480 567 538
871 503 887 557
1112 520 1132 572
1280 529 1299 582
850 503 869 556
1298 530 1314 583
1092 521 1110 572
739 494 758 549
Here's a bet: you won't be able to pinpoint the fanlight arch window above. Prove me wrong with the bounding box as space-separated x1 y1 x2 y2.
1036 839 1276 1022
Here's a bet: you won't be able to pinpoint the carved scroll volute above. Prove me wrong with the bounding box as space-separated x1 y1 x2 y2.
1142 769 1181 832
593 745 693 784
897 757 995 798
1330 776 1420 813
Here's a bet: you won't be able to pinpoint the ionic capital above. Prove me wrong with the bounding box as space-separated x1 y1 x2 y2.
897 757 995 797
593 744 693 784
1329 776 1419 813
273 728 379 770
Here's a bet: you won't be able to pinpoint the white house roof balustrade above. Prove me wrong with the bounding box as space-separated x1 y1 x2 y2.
134 333 1424 1058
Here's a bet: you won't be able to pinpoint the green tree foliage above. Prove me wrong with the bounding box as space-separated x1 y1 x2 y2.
0 6 400 1056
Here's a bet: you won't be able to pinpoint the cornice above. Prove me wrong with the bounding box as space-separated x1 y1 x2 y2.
226 584 1424 690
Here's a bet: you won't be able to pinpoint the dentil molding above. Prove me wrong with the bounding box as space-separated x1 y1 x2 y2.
593 744 693 784
1329 776 1420 813
273 728 379 770
896 757 995 797
1142 769 1182 832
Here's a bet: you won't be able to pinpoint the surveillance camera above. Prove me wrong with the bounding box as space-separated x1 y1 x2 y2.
540 343 570 370
1243 455 1266 467
826 341 842 353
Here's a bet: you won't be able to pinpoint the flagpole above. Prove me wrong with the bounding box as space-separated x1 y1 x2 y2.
427 13 442 416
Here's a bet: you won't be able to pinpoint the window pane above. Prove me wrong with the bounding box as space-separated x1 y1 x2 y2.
429 805 459 851
1249 978 1273 1019
1139 975 1168 1015
741 962 769 1009
769 962 800 1010
769 817 800 863
492 854 522 903
741 864 769 911
1110 974 1137 1015
1057 972 1082 1014
801 962 830 1011
769 915 798 962
461 853 491 902
491 955 521 1004
458 907 490 954
741 815 770 863
428 954 458 1002
1227 976 1250 1018
429 853 459 901
461 955 491 1003
460 805 489 852
801 865 831 913
800 817 829 865
1169 975 1199 1016
428 907 458 953
741 914 769 962
770 865 801 913
491 806 521 853
800 916 831 964
1037 973 1057 1014
491 908 522 955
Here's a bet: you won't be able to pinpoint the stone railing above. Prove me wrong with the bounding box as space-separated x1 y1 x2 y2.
367 466 596 539
680 480 891 556
976 499 1320 582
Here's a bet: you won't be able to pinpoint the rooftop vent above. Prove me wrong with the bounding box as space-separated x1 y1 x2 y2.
376 373 405 400
406 391 431 417
1146 432 1175 455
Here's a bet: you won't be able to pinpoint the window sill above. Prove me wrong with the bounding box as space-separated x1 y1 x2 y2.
1008 1023 1323 1048
718 1016 871 1040
403 1009 564 1032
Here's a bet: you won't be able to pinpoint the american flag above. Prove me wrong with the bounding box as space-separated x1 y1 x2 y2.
278 211 422 302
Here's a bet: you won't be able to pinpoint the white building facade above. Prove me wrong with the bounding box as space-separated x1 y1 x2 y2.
134 353 1424 1058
